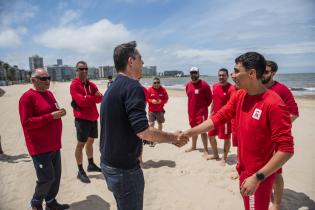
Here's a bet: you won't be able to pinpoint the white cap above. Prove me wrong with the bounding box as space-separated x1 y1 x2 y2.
190 66 199 72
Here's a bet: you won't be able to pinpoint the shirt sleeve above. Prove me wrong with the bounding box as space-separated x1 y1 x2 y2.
269 103 294 154
280 86 299 116
204 83 212 107
125 84 149 134
162 87 169 104
70 83 95 107
89 83 103 104
19 94 54 130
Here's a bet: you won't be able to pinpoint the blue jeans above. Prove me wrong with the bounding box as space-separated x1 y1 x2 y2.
101 163 144 210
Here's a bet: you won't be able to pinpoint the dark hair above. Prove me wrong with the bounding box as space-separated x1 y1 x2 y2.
153 77 160 81
218 68 229 76
235 52 266 79
113 41 137 72
76 61 87 68
108 75 113 79
266 60 278 73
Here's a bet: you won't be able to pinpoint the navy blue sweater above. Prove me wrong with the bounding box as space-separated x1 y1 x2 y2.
100 74 149 169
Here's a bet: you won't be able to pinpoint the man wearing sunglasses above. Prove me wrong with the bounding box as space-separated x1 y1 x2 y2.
147 77 169 143
70 61 103 184
19 68 69 210
185 67 212 157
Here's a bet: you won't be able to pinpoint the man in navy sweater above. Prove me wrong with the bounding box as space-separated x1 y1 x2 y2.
100 41 188 210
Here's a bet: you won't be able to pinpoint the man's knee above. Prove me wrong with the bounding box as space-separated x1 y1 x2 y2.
76 142 86 149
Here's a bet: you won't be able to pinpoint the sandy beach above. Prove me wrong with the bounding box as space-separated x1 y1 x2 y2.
0 81 315 210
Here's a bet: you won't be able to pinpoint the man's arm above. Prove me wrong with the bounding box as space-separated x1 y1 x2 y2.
70 83 95 107
137 127 187 147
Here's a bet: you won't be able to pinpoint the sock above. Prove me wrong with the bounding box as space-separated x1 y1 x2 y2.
78 164 84 172
88 158 94 165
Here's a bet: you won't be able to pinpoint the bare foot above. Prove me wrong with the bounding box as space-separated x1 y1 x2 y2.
269 204 280 210
202 151 209 157
185 147 196 153
206 154 219 160
230 172 239 180
220 158 227 166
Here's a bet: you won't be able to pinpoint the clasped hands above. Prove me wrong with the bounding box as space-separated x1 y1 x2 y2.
172 130 190 147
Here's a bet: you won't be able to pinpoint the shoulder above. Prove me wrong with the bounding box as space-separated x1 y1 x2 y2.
201 80 210 86
263 90 285 105
19 89 34 103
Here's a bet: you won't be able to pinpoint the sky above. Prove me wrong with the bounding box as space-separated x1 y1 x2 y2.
0 0 314 75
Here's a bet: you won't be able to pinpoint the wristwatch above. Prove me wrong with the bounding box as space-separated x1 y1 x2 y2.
255 172 265 181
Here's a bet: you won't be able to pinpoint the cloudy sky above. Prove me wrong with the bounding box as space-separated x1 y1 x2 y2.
0 0 314 75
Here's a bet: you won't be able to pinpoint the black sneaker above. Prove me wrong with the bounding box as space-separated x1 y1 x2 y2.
77 170 91 183
87 163 101 172
45 200 70 210
31 206 43 210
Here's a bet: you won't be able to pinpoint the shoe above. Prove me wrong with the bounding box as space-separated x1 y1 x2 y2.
87 163 101 172
77 170 91 183
45 200 70 210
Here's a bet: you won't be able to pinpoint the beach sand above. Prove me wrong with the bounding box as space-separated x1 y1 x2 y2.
0 81 315 210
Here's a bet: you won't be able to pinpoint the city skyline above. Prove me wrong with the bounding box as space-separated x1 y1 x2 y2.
0 0 314 75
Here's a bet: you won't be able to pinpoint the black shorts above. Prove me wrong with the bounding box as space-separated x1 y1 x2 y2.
75 118 98 142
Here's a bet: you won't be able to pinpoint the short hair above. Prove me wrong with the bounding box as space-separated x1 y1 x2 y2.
113 41 137 72
266 60 278 73
31 68 47 78
218 68 229 76
76 61 87 68
235 52 266 79
153 77 160 81
108 75 113 79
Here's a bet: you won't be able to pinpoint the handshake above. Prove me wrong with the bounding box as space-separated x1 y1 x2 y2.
171 130 190 147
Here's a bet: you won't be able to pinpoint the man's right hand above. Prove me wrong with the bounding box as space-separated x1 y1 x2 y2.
172 131 189 147
52 108 67 119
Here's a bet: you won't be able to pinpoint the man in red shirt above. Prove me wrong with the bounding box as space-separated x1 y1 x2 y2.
208 68 236 164
262 60 299 210
19 68 69 210
70 61 103 183
181 52 294 210
185 67 212 157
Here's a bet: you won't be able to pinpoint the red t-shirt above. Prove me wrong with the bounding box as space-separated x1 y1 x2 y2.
211 89 294 176
70 78 102 121
186 80 212 121
147 86 169 112
269 81 299 116
211 82 236 113
19 89 62 155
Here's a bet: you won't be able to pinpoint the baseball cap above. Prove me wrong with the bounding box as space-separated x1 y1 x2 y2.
190 66 199 73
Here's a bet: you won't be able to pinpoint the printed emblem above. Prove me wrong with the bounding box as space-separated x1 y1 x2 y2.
39 164 43 169
194 89 199 94
252 108 262 120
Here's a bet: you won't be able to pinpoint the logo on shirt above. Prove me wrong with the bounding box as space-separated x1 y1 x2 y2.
194 89 199 94
252 108 262 120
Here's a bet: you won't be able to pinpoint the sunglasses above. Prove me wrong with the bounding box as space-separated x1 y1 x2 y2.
36 76 51 81
190 71 198 75
153 81 160 84
78 68 88 71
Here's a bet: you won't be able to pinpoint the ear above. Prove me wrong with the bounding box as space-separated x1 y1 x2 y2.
248 69 256 79
127 57 133 66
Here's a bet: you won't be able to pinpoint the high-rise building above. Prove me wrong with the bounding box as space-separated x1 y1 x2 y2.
99 66 117 78
142 66 157 77
29 55 44 72
47 65 75 81
57 59 63 66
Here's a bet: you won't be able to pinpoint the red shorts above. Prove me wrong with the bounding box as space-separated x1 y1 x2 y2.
240 172 276 210
208 122 231 139
189 114 208 128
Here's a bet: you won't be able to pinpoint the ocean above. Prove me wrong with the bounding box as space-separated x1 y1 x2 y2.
139 73 315 96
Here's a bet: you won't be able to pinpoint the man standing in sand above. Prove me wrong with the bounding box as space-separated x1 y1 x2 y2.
180 52 294 210
19 68 69 210
70 61 103 184
147 77 169 143
262 60 299 210
208 68 236 164
185 67 212 157
100 41 188 210
0 87 5 154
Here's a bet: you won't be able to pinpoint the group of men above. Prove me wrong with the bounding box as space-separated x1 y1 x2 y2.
17 40 298 210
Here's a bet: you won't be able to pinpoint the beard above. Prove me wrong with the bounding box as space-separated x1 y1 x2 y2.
262 76 271 84
191 75 199 81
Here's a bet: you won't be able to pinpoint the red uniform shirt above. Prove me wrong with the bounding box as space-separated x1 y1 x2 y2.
147 86 169 112
211 89 294 176
269 81 299 116
186 80 212 123
70 78 102 121
19 89 62 155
